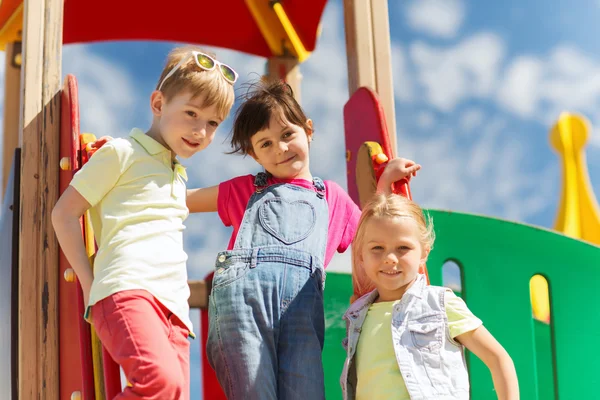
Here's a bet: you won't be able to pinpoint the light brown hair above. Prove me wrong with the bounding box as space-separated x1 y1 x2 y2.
351 193 435 302
156 46 235 120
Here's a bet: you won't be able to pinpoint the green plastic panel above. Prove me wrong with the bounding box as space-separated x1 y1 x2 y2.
322 209 600 399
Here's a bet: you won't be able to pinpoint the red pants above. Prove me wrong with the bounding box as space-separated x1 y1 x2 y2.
91 289 191 399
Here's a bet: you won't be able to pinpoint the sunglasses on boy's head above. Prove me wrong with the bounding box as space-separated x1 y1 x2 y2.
158 51 238 90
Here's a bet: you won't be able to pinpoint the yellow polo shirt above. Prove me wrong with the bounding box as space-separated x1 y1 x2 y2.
70 128 194 335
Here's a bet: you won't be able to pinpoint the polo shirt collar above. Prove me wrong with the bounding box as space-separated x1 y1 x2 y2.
130 128 170 155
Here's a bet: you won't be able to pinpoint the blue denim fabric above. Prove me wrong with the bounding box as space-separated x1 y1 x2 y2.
207 173 328 400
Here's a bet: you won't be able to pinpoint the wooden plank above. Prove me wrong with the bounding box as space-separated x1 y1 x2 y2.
39 0 63 397
18 0 62 397
188 280 209 309
370 0 397 155
343 0 376 95
11 148 21 400
2 41 21 198
266 56 302 103
18 0 44 398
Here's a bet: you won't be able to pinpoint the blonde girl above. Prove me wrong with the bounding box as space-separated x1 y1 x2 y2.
340 194 519 400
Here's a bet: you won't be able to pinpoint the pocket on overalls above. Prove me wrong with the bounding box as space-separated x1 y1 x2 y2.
211 261 249 290
259 198 316 244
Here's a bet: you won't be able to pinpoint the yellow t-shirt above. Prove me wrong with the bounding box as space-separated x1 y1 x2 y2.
355 291 481 400
70 128 194 335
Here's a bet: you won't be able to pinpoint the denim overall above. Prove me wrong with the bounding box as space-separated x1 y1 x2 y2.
207 172 328 400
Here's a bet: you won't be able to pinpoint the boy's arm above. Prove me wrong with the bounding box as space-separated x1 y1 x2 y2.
376 157 421 195
51 186 94 305
186 185 219 213
53 141 124 307
456 326 520 400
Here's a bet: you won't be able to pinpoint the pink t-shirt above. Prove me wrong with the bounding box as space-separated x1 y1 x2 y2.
218 174 361 268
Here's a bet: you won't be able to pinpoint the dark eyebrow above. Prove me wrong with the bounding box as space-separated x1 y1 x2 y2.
280 125 292 133
255 136 269 145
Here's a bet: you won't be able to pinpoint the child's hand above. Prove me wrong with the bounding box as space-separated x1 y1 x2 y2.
376 157 421 194
86 136 114 156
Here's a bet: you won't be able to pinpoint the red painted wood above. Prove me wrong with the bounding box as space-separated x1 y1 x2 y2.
343 87 428 282
59 74 95 400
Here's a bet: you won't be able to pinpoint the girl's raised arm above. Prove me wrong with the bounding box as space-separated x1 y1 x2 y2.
186 185 219 213
456 326 519 400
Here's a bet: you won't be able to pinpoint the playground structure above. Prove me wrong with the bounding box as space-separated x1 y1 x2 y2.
0 1 599 400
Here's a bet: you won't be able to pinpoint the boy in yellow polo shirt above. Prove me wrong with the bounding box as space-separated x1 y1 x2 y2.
52 46 237 399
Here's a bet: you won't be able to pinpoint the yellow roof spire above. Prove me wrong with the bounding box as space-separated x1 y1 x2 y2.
550 113 600 244
531 112 600 323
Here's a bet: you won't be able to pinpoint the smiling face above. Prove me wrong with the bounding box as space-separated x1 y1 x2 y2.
249 109 313 179
359 215 427 302
150 90 223 159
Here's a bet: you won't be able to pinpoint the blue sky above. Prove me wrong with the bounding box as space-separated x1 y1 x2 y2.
1 0 600 396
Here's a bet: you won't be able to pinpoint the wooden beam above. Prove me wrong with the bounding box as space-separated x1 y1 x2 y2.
266 56 303 103
2 41 21 199
18 0 62 397
188 280 209 309
343 0 376 94
370 0 397 155
343 0 397 155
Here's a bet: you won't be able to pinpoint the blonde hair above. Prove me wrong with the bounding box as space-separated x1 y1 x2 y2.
351 193 435 302
156 46 235 120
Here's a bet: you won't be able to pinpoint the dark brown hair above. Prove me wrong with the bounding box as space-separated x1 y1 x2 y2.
229 79 312 155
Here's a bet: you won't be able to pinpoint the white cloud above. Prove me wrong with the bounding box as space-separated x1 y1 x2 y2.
496 45 600 138
392 44 415 103
403 31 600 153
410 32 505 111
459 107 485 134
416 110 436 129
397 114 555 223
497 56 543 118
63 46 137 138
405 0 466 39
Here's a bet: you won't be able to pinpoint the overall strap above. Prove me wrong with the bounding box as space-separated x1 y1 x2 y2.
312 177 326 199
253 172 326 199
253 172 270 193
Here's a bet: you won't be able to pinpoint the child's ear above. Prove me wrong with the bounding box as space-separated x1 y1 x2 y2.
421 245 431 264
306 119 314 142
150 90 165 117
248 148 259 162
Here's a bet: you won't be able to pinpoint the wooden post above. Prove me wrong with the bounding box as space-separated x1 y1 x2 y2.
343 0 397 155
343 0 376 93
2 41 22 199
188 280 209 308
266 56 303 103
370 0 396 153
18 0 63 398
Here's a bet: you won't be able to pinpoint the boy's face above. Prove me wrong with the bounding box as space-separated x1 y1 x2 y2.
152 90 223 159
250 110 313 180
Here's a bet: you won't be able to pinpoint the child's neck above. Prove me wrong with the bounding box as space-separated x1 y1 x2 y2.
270 170 313 181
146 126 176 161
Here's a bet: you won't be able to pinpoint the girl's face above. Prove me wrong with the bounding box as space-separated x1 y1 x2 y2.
250 110 313 180
359 216 426 302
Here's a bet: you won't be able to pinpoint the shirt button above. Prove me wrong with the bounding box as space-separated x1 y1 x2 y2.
218 254 226 262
